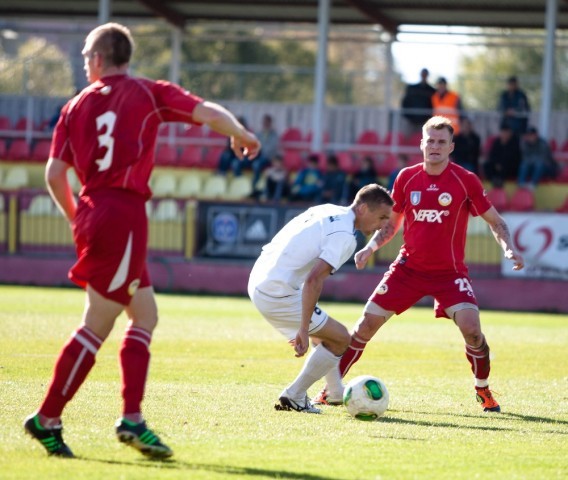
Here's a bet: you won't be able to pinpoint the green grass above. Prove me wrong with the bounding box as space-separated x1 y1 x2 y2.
0 285 567 479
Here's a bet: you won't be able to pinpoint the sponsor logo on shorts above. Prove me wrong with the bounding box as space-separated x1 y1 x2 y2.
412 209 450 223
410 191 421 205
438 192 452 206
128 279 140 296
376 282 388 295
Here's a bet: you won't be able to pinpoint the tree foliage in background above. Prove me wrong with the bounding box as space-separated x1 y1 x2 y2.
0 36 74 96
132 24 389 105
457 30 568 111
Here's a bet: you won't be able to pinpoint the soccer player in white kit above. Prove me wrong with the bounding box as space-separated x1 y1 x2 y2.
248 184 393 413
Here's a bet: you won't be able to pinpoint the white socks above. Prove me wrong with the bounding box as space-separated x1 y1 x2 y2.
285 345 340 400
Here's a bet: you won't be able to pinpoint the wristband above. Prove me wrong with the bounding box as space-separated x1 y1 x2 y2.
367 240 378 252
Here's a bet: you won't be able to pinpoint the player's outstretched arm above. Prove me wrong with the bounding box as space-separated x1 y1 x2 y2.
192 101 261 159
481 206 525 271
354 212 402 270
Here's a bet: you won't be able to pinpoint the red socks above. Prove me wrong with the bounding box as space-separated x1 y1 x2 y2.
465 336 491 381
119 326 152 417
338 334 369 377
39 326 102 418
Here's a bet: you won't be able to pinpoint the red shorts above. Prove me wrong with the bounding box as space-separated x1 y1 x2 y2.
70 189 150 305
369 259 478 319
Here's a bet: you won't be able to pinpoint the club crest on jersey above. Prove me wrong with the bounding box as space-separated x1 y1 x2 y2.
410 191 421 205
438 192 452 206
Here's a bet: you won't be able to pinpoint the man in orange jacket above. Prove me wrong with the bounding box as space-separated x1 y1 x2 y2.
432 77 464 134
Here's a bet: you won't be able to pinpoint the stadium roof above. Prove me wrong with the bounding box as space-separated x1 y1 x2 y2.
0 0 567 35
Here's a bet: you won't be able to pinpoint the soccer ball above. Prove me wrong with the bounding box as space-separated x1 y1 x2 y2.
343 375 389 421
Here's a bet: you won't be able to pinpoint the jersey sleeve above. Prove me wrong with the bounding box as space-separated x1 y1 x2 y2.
319 231 356 273
391 169 407 214
467 172 492 216
152 81 204 124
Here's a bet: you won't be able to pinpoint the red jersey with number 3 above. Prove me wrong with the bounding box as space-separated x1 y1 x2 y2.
391 162 492 274
50 74 204 199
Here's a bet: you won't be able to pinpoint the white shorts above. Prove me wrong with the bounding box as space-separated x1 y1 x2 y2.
250 288 329 341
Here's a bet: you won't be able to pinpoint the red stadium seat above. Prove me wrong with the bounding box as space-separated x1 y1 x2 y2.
31 139 52 162
201 146 224 169
0 115 11 131
556 196 568 213
179 145 204 167
486 187 509 211
336 151 357 174
382 131 406 147
0 139 6 158
154 144 178 165
376 153 399 177
6 139 31 161
280 127 304 151
350 130 381 160
283 150 304 172
509 188 535 212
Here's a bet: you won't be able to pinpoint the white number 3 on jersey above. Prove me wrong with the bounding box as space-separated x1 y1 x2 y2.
95 111 116 171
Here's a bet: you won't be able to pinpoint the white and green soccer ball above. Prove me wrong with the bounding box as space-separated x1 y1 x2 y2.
343 375 389 421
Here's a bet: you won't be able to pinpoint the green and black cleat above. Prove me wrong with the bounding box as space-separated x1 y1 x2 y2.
24 414 74 458
115 418 173 459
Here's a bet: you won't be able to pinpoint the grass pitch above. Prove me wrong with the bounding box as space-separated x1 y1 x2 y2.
0 285 566 479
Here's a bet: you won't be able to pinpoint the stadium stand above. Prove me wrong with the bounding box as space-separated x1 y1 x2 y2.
30 139 52 162
151 172 177 197
6 139 31 161
282 150 304 172
2 166 29 189
226 176 253 200
154 143 179 166
27 194 55 216
176 173 202 198
509 188 535 212
0 139 6 158
556 196 568 213
178 145 204 167
152 199 182 221
349 129 381 160
201 175 227 199
486 187 509 211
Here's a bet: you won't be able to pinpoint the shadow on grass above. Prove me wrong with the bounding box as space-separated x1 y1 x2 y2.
379 415 513 432
80 457 342 480
395 408 568 428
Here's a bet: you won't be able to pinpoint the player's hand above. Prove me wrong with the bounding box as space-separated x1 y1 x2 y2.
289 329 309 358
354 246 373 270
505 249 525 271
231 131 261 160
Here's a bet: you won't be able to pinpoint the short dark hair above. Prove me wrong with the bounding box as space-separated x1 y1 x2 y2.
353 183 393 209
86 23 134 67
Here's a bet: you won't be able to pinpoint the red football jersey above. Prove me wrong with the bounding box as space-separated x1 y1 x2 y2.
50 74 204 199
391 162 492 274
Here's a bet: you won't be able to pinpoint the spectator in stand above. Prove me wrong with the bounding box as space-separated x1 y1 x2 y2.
217 116 250 175
498 76 530 135
290 154 323 203
261 154 289 202
320 154 348 204
483 123 521 188
401 68 436 134
348 156 379 202
518 126 559 190
250 114 280 195
431 77 464 135
451 117 481 174
387 153 408 192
